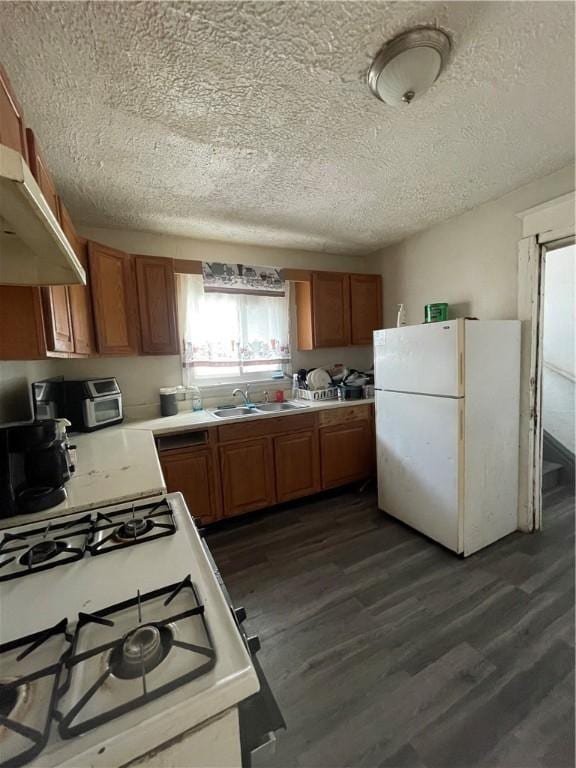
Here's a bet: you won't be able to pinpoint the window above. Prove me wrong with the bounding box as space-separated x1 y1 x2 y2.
177 274 291 382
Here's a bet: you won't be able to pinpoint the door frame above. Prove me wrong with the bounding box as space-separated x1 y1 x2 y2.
516 191 575 532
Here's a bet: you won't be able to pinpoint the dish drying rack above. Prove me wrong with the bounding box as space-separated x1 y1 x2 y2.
294 386 338 402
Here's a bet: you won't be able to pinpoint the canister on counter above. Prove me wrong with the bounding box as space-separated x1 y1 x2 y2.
159 387 178 417
424 302 448 323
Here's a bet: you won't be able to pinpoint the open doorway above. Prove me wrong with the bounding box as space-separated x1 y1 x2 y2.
541 239 575 511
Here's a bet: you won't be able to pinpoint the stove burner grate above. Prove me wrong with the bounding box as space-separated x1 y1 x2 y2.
58 575 216 739
0 515 92 583
0 683 18 719
89 500 176 556
0 619 70 767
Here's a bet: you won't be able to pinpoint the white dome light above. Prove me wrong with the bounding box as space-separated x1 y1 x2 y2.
368 28 451 106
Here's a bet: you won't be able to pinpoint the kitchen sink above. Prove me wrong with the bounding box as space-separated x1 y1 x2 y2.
211 407 255 419
254 402 303 413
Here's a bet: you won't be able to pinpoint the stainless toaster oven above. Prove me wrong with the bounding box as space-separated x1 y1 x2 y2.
64 378 123 432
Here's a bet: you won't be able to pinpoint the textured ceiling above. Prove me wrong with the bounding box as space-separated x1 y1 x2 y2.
0 1 574 254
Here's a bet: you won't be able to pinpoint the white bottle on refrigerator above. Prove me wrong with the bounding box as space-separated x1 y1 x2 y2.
373 319 521 556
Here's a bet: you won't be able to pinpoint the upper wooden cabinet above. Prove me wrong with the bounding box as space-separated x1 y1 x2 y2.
88 242 140 356
350 274 382 345
41 285 74 354
25 129 59 217
59 201 95 356
26 130 75 355
0 64 27 158
295 271 382 350
0 286 46 360
135 256 179 356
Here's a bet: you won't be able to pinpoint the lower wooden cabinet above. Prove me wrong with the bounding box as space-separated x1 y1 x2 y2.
160 447 220 524
220 437 276 517
155 405 375 525
274 430 320 502
320 420 374 490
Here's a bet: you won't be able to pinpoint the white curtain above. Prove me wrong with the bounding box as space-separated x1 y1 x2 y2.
177 274 290 382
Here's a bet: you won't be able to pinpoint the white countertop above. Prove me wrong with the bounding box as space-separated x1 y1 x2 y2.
123 396 375 436
0 428 166 529
0 397 374 529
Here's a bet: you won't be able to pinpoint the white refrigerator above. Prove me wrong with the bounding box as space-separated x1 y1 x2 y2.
374 319 521 556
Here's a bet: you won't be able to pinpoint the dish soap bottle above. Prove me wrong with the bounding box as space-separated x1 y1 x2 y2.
397 304 407 327
187 385 203 412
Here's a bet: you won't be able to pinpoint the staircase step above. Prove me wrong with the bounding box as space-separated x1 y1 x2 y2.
542 461 564 492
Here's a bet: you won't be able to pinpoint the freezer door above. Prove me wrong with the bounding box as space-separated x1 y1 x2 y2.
374 321 463 397
375 390 462 553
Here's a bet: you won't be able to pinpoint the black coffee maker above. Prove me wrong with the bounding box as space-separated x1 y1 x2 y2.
0 419 72 517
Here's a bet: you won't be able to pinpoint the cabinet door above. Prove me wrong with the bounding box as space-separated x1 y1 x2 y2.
59 201 95 355
25 129 59 216
41 285 74 354
350 274 382 345
312 272 351 347
274 430 320 503
160 449 220 524
88 242 139 356
26 130 75 354
0 64 27 158
220 438 275 517
135 256 179 355
320 421 374 490
0 286 46 360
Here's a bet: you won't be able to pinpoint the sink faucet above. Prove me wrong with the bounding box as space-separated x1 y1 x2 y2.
232 385 251 406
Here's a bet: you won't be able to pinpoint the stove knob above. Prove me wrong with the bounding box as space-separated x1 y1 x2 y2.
247 635 261 655
235 606 247 624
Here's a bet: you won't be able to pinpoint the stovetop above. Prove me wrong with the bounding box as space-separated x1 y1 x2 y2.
0 499 176 583
0 494 258 768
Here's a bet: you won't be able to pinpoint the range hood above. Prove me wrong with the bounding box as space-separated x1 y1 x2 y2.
0 143 85 286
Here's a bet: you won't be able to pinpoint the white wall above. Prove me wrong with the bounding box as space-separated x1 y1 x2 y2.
0 360 59 424
365 165 575 327
542 244 575 453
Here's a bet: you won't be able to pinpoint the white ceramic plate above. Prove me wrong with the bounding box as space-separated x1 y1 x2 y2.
307 368 332 390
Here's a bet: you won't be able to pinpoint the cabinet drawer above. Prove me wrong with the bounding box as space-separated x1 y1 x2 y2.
318 404 372 428
218 412 317 443
156 428 215 454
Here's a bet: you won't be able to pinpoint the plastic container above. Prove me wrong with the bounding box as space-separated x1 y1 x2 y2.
397 304 407 327
187 385 203 412
424 302 448 323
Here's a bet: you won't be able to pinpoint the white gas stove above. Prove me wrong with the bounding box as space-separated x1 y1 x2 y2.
0 493 280 768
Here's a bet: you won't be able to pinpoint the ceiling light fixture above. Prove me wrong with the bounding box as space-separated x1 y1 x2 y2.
368 27 451 106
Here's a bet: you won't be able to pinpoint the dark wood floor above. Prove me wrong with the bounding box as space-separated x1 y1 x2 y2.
207 485 575 768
